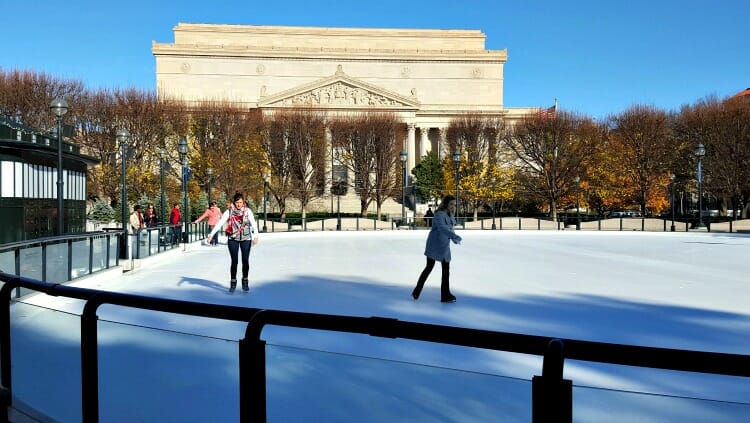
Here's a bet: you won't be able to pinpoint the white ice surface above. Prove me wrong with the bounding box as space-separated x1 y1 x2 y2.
11 230 750 422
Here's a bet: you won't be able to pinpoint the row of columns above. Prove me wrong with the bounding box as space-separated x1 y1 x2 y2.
406 124 447 171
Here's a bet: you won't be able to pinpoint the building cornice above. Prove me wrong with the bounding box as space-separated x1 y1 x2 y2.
152 42 507 62
172 23 488 39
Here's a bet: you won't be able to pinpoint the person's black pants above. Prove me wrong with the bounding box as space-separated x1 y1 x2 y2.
413 257 451 299
227 239 252 280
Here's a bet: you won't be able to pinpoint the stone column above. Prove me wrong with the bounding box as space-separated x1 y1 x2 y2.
407 123 416 171
420 127 431 158
438 128 448 160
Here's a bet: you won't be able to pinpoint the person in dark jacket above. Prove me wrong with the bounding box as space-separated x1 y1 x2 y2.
412 195 462 303
424 207 434 227
143 204 159 227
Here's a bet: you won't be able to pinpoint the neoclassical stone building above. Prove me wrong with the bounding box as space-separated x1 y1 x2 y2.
152 23 537 214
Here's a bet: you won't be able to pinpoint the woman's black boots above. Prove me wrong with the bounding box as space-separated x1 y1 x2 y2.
440 264 456 303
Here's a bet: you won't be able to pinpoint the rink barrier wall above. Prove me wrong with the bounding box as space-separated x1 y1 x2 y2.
1 274 749 423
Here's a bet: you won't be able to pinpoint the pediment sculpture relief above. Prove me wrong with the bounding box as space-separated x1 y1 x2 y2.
274 82 406 107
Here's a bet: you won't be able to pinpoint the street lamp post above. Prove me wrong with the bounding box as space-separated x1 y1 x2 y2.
695 143 706 228
400 150 407 226
158 149 167 225
490 177 497 230
178 139 189 243
117 129 130 234
336 186 342 231
206 167 213 205
670 174 676 232
262 173 269 233
453 150 461 218
50 98 68 235
575 176 581 231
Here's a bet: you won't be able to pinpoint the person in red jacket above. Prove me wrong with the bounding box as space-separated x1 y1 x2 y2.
194 201 222 246
169 203 181 244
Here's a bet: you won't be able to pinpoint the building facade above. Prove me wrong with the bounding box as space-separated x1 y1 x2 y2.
153 23 537 214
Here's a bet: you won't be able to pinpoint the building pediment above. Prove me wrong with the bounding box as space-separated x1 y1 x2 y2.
258 65 420 110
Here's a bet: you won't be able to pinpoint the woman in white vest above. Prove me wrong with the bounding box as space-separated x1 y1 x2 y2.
208 192 260 293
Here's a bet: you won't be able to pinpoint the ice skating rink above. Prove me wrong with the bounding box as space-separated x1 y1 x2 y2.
13 231 750 422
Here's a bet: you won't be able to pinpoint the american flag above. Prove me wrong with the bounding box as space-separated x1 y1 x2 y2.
538 104 557 119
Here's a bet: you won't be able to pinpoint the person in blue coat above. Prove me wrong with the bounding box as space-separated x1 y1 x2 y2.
412 195 462 302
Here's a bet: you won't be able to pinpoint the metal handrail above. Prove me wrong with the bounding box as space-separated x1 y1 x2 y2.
1 273 749 422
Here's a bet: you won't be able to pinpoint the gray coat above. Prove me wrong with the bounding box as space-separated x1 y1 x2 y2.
424 210 462 262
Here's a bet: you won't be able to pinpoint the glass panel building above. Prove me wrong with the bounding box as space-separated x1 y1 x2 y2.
0 117 98 243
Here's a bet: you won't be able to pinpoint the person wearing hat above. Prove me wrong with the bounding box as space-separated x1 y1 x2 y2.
129 204 145 234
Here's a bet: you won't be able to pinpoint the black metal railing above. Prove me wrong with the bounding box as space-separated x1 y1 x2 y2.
1 273 749 422
255 215 748 233
0 232 121 299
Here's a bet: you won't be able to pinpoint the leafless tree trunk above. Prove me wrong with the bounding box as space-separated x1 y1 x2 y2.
329 112 404 218
263 108 326 219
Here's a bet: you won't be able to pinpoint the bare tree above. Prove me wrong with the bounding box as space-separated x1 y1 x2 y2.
445 114 505 219
0 68 84 132
110 88 188 207
504 110 601 219
190 101 264 206
607 105 678 216
675 95 750 218
329 112 404 217
263 108 326 219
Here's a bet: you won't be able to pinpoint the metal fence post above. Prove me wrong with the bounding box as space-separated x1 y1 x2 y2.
532 339 572 423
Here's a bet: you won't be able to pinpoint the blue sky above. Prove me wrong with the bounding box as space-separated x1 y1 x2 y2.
3 0 748 119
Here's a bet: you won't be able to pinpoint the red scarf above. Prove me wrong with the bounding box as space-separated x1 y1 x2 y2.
226 206 247 237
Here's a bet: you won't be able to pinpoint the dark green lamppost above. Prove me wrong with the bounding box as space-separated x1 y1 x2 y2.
178 139 189 243
117 129 130 234
670 174 676 232
575 176 581 230
695 143 706 228
159 149 167 224
50 98 68 235
453 150 461 219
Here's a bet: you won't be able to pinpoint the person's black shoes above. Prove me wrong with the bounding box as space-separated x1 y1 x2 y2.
241 278 249 292
229 279 237 293
440 293 457 303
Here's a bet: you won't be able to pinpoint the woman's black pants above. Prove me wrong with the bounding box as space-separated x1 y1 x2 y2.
227 239 252 280
413 257 451 299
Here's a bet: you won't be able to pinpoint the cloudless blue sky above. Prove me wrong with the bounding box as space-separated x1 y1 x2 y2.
3 0 748 119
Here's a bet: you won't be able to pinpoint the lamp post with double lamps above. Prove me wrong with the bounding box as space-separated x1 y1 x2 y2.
178 139 189 243
400 150 407 225
262 173 269 233
670 174 676 232
453 150 461 218
50 98 68 235
695 143 706 228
